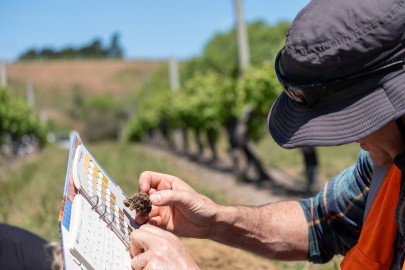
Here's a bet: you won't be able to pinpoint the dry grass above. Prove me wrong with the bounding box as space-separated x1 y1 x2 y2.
8 60 163 95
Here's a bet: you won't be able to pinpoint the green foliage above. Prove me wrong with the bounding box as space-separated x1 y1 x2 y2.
179 57 206 84
84 94 118 114
181 20 290 79
126 20 290 144
234 61 282 141
81 93 129 141
0 87 48 143
132 64 170 111
248 21 290 66
67 85 86 120
181 72 234 130
146 65 171 94
67 91 130 141
202 31 239 78
126 89 177 141
126 72 234 142
126 63 281 144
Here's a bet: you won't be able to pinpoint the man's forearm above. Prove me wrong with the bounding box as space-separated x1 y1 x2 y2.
210 201 309 261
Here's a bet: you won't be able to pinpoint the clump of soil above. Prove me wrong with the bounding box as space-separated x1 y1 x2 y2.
123 192 152 216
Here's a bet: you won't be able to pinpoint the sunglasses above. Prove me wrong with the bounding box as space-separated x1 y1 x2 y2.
275 51 404 107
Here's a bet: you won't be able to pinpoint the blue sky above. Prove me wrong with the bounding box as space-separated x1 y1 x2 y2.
0 1 309 62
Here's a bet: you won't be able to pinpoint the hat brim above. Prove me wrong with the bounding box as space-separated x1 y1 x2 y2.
267 71 405 149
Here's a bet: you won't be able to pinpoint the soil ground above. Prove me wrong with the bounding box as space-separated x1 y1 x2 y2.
138 143 316 270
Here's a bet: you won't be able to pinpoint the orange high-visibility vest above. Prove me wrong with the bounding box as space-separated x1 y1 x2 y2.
340 165 402 270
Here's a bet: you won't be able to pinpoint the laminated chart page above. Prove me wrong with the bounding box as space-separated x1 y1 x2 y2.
59 133 138 270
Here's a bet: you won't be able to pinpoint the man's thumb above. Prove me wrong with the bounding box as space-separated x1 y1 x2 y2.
149 192 163 204
149 190 191 207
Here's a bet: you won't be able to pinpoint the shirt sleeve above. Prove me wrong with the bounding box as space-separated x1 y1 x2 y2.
299 150 373 263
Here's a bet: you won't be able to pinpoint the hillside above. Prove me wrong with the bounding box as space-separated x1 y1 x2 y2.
8 60 163 94
7 60 163 132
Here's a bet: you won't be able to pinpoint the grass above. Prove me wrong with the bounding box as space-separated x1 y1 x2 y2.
256 136 360 183
0 142 227 241
0 145 68 240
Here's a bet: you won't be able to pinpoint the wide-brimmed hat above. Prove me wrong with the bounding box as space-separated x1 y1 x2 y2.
268 0 405 149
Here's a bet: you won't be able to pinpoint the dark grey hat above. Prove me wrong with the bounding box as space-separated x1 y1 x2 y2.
268 0 405 148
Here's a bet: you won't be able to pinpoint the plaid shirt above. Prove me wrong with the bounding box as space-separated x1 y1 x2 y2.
299 150 373 263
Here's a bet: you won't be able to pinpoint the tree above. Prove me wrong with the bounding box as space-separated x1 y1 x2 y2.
19 48 39 60
78 39 107 58
108 32 124 59
180 20 290 80
17 33 125 60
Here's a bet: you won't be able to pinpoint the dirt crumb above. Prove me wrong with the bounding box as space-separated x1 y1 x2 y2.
123 192 152 216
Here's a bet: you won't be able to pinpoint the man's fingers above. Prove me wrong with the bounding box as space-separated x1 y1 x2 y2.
130 233 144 257
135 214 148 225
135 204 161 225
138 171 194 193
138 223 173 238
130 224 165 252
135 211 163 227
131 251 150 270
130 224 198 269
138 171 174 192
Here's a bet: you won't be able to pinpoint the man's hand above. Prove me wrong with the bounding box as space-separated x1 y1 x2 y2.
135 171 219 238
130 224 200 270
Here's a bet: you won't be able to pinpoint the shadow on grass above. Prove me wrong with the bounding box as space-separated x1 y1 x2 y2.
148 141 316 200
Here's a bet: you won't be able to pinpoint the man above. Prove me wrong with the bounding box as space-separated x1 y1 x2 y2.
129 0 405 269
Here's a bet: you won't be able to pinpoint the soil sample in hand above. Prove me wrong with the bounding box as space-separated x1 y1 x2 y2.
123 192 152 216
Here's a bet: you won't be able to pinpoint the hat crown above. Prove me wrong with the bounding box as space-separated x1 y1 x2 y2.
281 0 405 84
